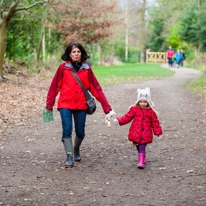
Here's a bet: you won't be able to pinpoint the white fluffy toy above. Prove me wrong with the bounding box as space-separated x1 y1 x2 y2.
105 109 116 127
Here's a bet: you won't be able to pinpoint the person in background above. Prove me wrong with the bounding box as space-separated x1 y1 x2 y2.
180 50 186 67
172 51 176 67
46 42 116 168
176 49 182 68
167 46 175 68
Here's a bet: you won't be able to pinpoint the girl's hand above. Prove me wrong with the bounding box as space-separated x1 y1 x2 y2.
113 118 119 125
157 135 162 140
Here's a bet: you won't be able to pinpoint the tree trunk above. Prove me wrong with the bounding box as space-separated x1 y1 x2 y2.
198 0 201 9
110 43 114 65
125 0 128 62
99 45 103 65
0 0 48 78
0 0 20 78
42 27 46 63
90 44 93 67
140 0 146 63
0 19 8 78
37 4 47 64
48 27 51 61
194 46 200 58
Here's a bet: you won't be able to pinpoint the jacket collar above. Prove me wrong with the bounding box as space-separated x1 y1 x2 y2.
65 61 90 70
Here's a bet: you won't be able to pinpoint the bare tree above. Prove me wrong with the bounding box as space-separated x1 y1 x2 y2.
46 0 118 45
37 3 47 63
0 0 48 80
125 0 128 62
140 0 146 63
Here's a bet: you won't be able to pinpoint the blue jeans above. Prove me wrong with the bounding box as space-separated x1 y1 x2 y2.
176 59 181 65
179 59 183 66
168 58 173 66
59 109 87 139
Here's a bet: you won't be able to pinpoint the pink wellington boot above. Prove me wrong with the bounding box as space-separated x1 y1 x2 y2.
144 155 146 164
138 153 145 169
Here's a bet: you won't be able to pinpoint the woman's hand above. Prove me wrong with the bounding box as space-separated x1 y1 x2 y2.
46 106 53 111
105 109 116 127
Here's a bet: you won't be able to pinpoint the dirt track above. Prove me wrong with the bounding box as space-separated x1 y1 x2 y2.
1 64 206 206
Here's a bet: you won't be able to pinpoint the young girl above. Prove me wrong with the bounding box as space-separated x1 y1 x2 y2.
113 87 162 169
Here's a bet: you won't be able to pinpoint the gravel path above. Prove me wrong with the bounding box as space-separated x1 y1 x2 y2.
1 64 206 206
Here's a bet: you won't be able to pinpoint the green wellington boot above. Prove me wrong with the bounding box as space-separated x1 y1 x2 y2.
62 138 74 168
74 136 83 162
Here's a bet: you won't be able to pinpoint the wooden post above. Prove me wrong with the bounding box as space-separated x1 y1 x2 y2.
146 49 150 63
144 50 167 64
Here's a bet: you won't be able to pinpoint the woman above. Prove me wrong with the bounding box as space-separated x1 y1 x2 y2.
175 49 182 68
167 46 175 68
46 42 115 168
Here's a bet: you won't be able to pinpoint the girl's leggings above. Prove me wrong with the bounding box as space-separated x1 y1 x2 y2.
136 144 147 153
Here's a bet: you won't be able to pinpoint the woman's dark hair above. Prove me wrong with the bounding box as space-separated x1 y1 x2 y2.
61 42 90 61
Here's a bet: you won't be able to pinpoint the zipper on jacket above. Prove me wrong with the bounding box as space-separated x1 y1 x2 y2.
141 108 144 141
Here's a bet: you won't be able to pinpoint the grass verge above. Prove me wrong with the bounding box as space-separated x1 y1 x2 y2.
182 69 206 97
92 63 175 87
183 59 206 97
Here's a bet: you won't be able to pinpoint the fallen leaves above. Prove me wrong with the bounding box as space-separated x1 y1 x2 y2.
36 176 42 179
125 193 130 196
0 77 50 124
159 167 166 170
98 134 111 137
24 199 31 201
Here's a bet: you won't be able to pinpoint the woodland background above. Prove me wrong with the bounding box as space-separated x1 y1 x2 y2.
1 0 206 76
1 0 206 124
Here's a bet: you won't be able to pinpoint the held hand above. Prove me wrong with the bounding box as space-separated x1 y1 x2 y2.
106 110 116 119
105 109 116 127
113 118 119 125
157 135 162 140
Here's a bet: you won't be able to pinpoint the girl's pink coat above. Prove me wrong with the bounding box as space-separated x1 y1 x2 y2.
117 106 162 144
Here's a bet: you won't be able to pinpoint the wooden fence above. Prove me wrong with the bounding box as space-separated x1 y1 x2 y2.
146 49 167 63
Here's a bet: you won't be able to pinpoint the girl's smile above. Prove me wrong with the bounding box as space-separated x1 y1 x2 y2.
138 100 148 108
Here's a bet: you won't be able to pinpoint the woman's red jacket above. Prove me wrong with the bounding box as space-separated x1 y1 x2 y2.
167 50 175 58
46 62 111 114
